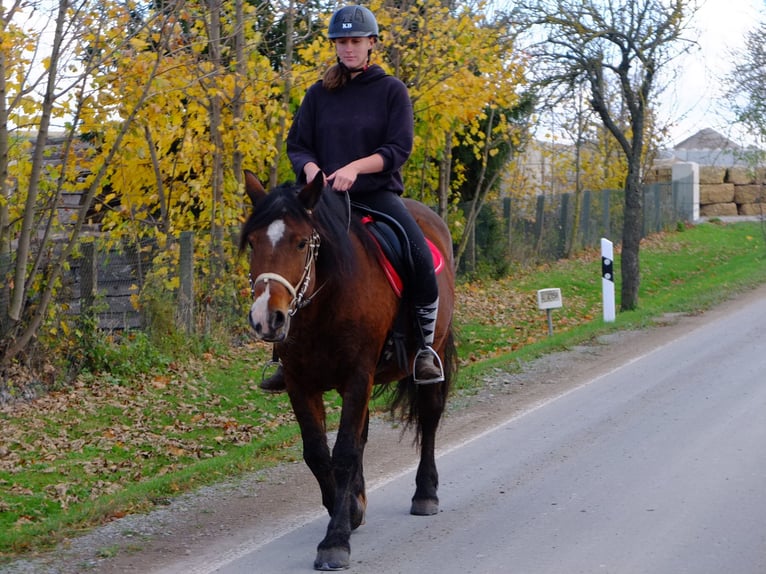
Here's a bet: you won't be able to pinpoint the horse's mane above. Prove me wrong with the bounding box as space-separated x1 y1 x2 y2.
239 181 363 283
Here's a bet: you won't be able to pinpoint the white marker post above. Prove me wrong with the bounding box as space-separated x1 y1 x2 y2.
601 238 615 323
537 288 563 336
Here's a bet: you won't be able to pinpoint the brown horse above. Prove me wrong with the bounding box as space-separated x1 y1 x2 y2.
239 170 456 571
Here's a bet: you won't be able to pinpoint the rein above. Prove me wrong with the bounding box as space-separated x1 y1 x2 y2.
250 229 324 317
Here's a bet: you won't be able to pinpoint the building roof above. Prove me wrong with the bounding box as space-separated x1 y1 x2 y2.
674 128 742 151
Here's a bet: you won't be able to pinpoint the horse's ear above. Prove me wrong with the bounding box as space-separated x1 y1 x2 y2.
298 171 324 212
244 169 266 206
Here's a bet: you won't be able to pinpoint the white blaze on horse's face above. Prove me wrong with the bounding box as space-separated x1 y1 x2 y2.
249 286 271 338
267 219 286 248
247 217 295 342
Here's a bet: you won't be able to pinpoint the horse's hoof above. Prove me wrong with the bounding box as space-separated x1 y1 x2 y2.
314 547 350 571
410 497 439 516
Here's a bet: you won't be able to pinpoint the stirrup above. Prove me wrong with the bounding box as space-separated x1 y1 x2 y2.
261 358 281 381
412 345 445 385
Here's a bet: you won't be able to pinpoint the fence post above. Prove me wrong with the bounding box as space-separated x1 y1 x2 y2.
558 192 570 258
601 189 611 239
80 242 97 319
672 162 699 221
179 231 194 334
503 196 512 256
534 194 545 255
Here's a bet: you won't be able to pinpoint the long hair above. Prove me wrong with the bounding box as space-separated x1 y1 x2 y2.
322 63 349 91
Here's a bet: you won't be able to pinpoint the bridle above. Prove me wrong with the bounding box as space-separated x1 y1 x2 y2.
249 229 323 317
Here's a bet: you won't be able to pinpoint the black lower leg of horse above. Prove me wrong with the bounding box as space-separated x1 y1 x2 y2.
315 393 369 570
314 435 360 570
410 383 445 516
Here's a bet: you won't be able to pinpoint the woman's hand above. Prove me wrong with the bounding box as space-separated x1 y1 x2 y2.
327 165 359 192
327 154 385 192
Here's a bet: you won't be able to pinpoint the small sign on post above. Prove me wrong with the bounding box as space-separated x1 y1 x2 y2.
537 288 563 336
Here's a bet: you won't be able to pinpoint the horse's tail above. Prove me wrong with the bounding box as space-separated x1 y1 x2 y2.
389 323 458 445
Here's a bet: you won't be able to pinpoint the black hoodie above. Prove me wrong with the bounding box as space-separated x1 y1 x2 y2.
287 64 414 195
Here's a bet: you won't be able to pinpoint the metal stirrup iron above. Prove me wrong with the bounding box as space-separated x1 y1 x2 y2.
412 345 445 385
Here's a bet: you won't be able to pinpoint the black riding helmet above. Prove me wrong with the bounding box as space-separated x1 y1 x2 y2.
328 5 379 39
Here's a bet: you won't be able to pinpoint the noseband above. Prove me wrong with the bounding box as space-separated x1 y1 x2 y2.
249 229 322 317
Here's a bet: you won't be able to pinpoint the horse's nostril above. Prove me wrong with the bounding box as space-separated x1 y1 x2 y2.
271 310 285 331
249 313 262 334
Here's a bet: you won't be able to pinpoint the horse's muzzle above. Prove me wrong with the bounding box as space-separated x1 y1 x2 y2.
249 303 289 342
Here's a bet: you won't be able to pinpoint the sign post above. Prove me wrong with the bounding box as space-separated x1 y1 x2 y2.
601 238 615 323
537 288 563 336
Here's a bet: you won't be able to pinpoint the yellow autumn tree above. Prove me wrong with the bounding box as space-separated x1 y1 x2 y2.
1 0 172 365
378 1 526 213
83 1 286 325
3 0 531 365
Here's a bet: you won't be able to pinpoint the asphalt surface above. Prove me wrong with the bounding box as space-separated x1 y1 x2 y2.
211 285 766 574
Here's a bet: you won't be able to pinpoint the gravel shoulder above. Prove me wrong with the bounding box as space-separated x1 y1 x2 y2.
4 284 763 574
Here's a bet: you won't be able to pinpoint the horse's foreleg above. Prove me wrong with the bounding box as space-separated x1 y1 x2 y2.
290 392 335 515
314 385 372 571
411 382 446 516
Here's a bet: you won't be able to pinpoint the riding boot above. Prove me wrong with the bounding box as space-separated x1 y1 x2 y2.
413 297 445 384
260 348 286 393
260 365 286 392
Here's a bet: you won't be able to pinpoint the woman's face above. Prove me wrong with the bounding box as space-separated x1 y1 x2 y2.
334 36 375 70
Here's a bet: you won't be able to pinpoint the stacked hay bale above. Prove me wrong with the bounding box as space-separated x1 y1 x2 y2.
699 166 765 217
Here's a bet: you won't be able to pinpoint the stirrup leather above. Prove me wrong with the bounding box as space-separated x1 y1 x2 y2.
412 345 445 385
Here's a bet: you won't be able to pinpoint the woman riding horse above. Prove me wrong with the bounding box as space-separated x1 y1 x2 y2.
261 5 443 391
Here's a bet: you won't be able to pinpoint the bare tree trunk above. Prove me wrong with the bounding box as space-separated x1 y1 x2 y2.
0 10 11 337
567 90 587 258
269 0 295 189
621 163 643 310
454 108 500 270
437 130 453 220
232 0 245 189
7 0 67 323
144 125 169 233
0 30 9 260
207 0 225 267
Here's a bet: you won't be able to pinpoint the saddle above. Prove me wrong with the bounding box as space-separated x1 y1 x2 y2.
359 213 445 297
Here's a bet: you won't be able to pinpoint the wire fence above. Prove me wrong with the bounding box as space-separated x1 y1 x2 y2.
459 181 693 274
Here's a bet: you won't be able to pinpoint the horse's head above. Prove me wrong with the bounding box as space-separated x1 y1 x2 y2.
240 170 324 342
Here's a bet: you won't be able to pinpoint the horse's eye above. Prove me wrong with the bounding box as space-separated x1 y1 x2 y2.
297 239 307 250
